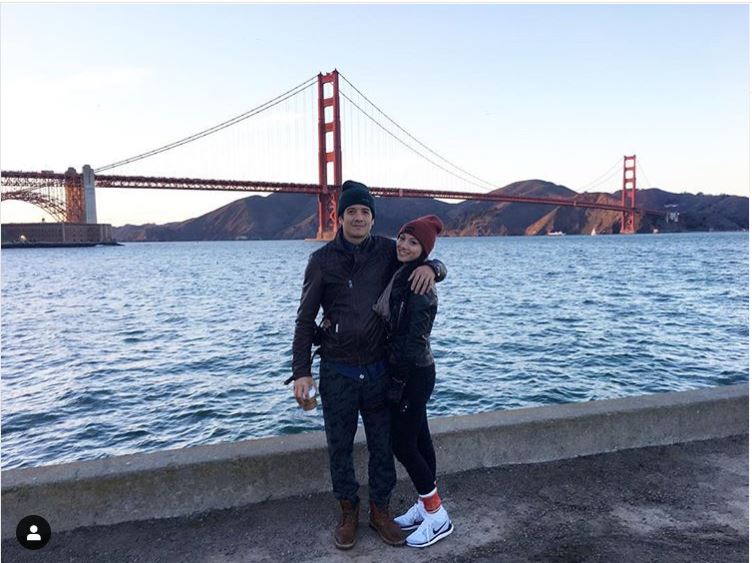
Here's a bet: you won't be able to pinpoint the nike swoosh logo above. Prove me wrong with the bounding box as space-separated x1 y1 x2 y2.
432 520 451 534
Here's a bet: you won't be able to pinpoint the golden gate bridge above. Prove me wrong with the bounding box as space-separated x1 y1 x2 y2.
0 70 670 239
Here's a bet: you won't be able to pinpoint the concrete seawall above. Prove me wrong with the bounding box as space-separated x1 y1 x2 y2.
2 383 747 539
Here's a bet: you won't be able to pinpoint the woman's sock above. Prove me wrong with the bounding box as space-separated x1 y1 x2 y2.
419 487 442 514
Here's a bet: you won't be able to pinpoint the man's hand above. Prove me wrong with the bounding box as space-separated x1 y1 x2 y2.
408 265 436 295
293 376 315 406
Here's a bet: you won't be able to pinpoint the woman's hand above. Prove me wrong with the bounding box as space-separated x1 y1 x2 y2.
388 363 410 405
387 376 406 405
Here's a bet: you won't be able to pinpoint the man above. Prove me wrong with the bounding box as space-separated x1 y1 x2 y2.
291 180 446 550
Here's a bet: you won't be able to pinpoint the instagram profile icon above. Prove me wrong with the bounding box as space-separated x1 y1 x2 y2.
16 515 51 550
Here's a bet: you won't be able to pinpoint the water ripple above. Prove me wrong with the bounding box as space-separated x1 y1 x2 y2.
1 233 748 469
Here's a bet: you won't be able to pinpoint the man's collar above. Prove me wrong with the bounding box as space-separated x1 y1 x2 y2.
337 229 371 253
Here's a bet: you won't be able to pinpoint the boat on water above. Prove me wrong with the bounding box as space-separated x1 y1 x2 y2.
590 228 597 236
547 231 565 236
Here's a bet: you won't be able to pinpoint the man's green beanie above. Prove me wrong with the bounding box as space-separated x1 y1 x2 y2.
337 180 376 218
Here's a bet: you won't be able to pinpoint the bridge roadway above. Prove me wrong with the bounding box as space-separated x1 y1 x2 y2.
2 435 747 562
1 170 666 216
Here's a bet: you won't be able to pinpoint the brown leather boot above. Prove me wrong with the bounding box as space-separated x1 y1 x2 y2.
369 500 405 546
334 500 359 550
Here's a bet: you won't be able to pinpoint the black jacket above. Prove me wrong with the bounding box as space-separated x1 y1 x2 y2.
292 229 446 380
385 260 438 377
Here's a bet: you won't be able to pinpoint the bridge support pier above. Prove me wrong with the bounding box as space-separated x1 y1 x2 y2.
64 167 85 223
83 165 98 224
316 189 338 242
63 166 97 224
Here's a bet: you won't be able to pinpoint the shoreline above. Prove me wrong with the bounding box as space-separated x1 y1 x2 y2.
1 241 123 248
108 229 749 244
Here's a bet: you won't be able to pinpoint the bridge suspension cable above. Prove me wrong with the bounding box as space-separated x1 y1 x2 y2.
94 75 318 174
637 162 653 190
339 73 499 192
576 158 623 192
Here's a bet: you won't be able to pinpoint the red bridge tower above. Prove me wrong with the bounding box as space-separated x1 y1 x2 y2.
621 155 637 234
315 70 343 240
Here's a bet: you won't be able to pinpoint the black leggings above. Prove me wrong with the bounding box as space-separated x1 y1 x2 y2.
390 364 437 495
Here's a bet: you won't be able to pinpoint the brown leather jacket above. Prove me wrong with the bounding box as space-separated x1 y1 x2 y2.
291 229 446 380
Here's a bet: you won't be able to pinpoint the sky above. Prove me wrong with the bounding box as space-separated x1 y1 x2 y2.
1 3 749 227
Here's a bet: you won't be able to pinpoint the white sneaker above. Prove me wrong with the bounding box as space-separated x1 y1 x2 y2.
393 500 423 531
406 506 454 548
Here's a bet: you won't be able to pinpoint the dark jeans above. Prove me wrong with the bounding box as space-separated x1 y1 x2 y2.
390 364 437 495
318 359 396 507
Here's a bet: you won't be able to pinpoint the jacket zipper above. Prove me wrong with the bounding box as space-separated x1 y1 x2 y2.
349 266 362 367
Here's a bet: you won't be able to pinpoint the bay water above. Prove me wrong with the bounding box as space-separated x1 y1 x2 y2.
1 232 748 469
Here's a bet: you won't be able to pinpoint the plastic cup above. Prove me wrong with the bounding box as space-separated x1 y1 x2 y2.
302 385 317 415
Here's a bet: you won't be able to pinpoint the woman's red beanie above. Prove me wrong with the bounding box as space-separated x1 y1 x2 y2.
398 215 444 256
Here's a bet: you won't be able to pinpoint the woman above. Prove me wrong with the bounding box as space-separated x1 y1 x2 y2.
373 214 453 548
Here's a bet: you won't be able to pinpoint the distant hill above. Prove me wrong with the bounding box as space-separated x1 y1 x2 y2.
628 188 749 232
112 181 748 241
